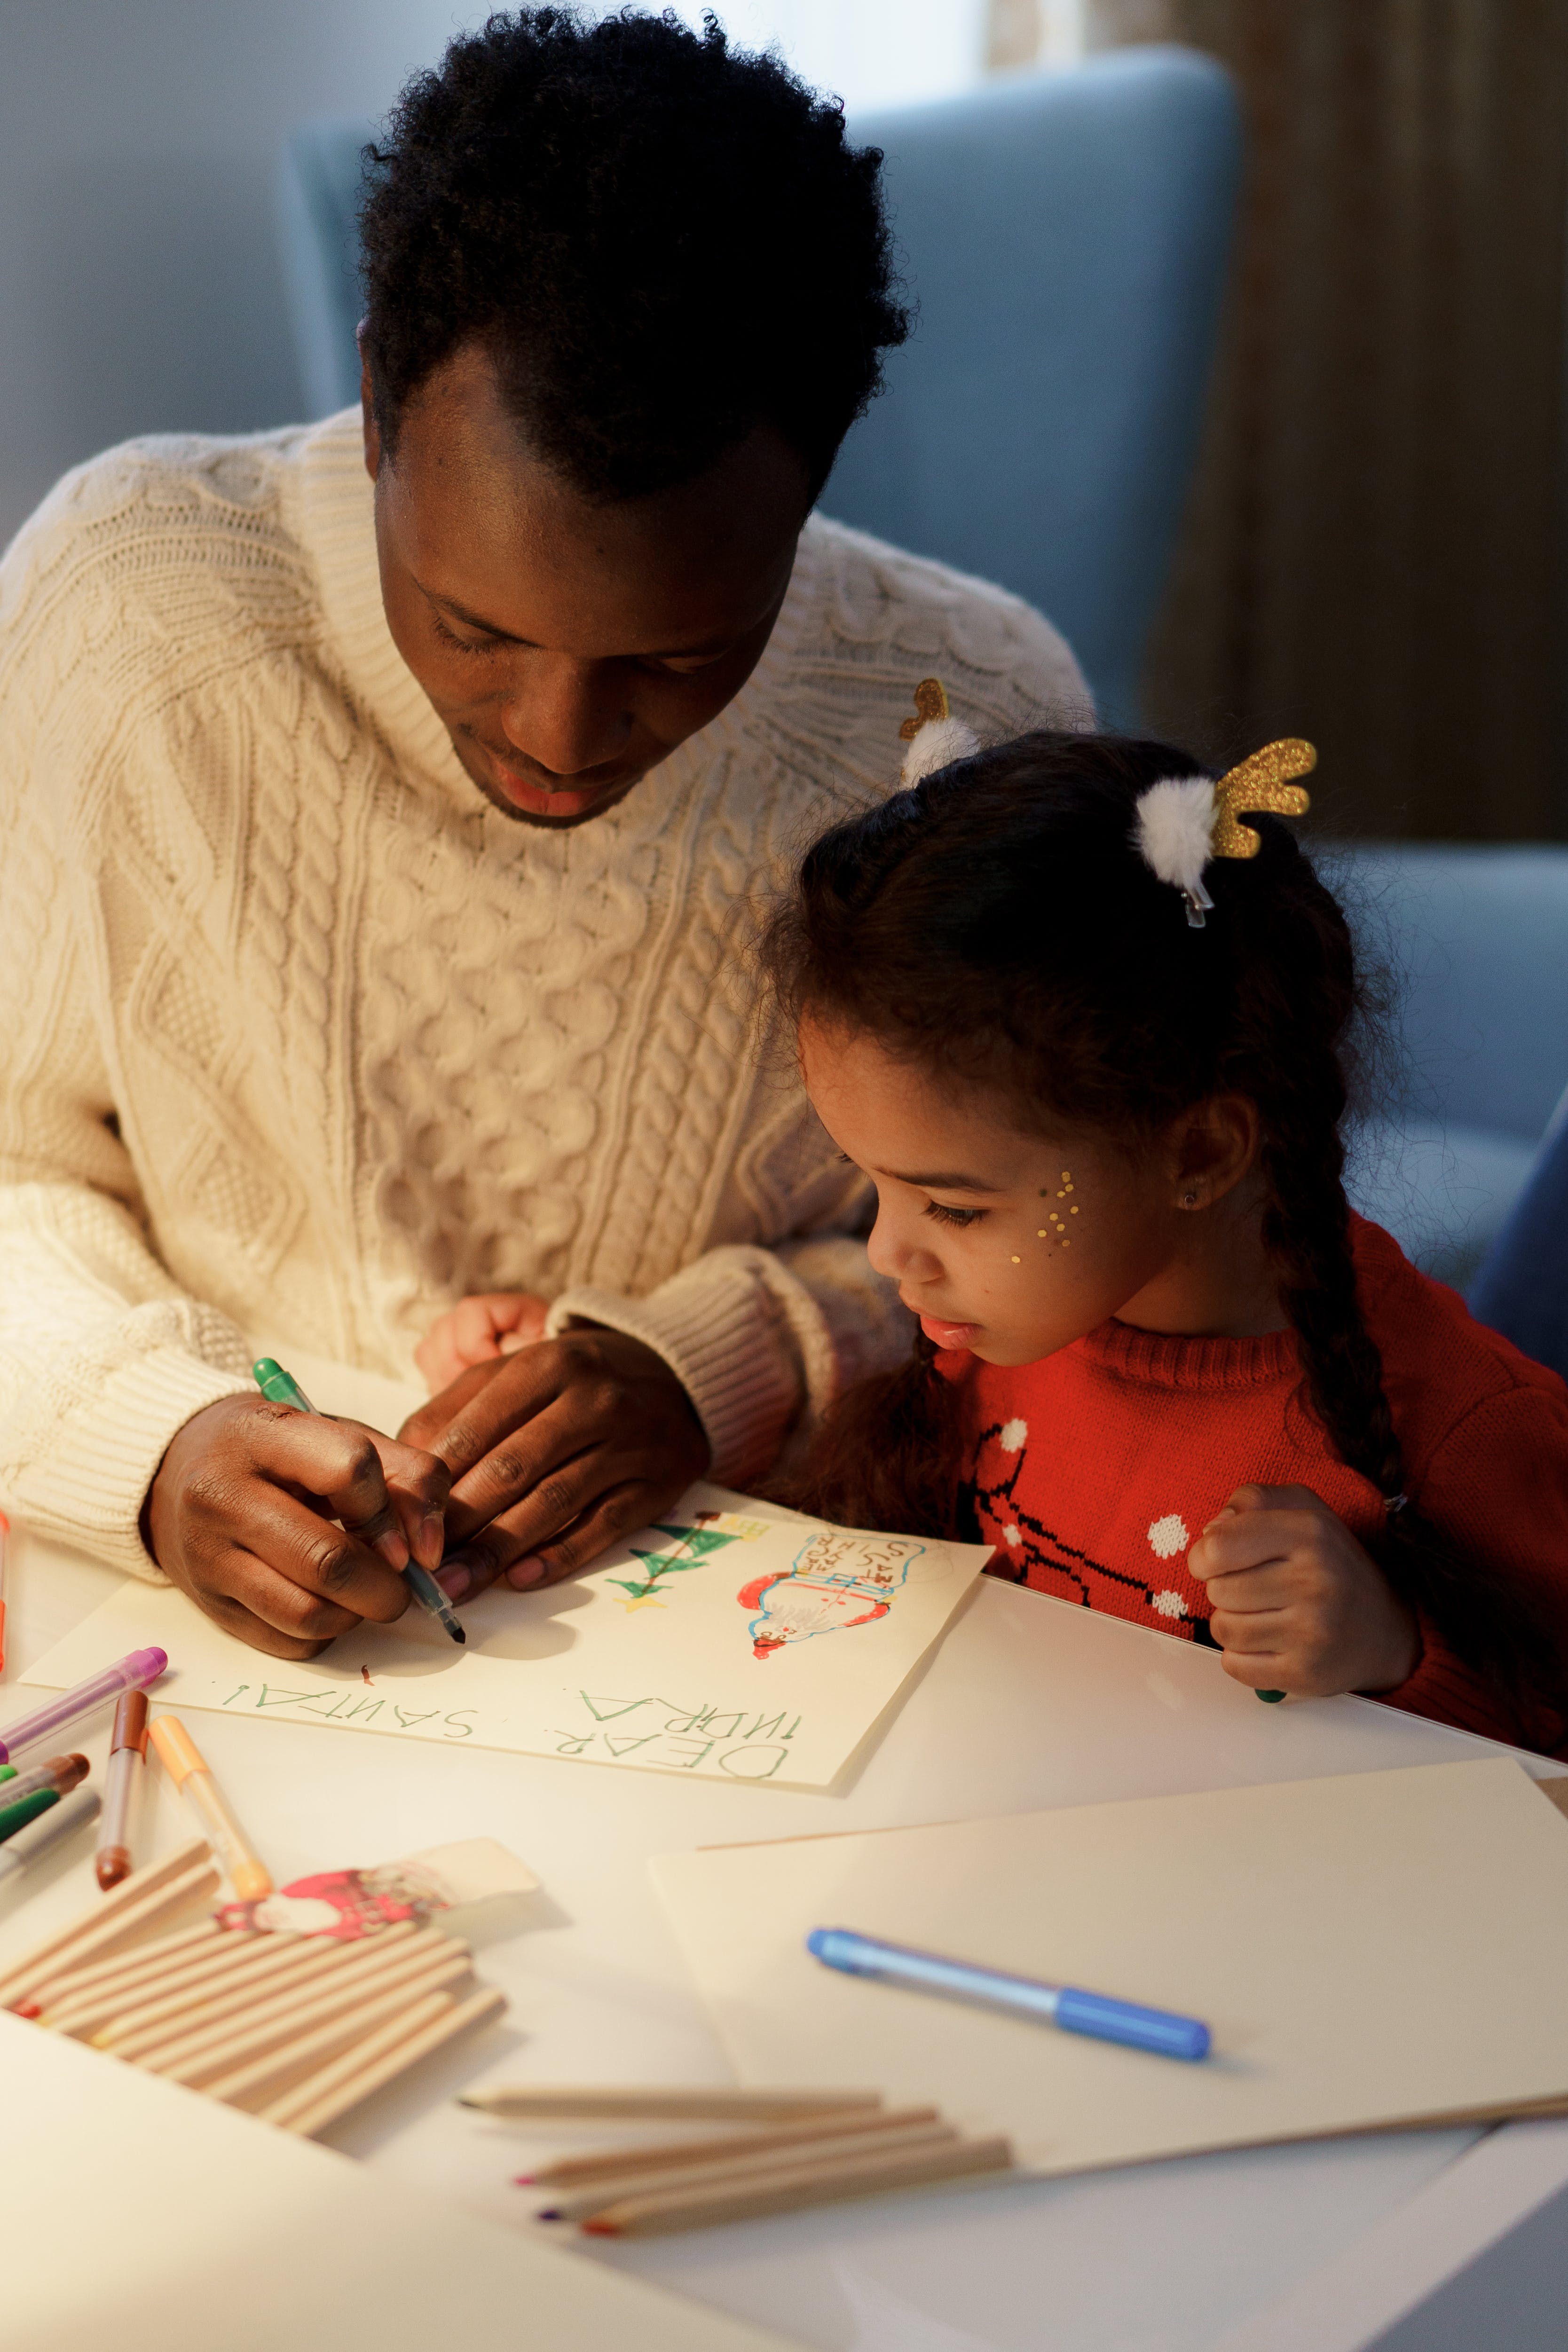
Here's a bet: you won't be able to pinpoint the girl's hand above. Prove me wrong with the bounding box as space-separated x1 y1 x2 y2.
1185 1483 1421 1699
416 1292 550 1393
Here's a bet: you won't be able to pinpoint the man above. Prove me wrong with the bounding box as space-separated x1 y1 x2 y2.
0 11 1089 1657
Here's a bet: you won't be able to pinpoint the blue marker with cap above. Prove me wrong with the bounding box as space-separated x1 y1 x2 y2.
806 1927 1211 2062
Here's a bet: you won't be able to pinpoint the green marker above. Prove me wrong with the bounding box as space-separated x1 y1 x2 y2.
0 1787 59 1845
252 1358 465 1648
1256 1689 1285 1704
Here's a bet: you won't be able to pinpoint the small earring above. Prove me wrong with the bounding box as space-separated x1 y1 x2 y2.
1182 1190 1198 1208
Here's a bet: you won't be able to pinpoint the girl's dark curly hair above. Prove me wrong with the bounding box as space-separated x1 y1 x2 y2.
763 728 1559 1720
359 7 909 499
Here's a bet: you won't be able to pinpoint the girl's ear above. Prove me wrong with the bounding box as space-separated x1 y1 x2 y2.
1167 1094 1261 1210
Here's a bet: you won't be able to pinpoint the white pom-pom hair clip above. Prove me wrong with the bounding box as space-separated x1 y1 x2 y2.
1134 739 1316 927
898 677 980 784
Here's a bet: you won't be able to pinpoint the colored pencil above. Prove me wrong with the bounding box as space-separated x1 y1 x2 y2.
276 1987 507 2139
538 2117 959 2222
47 1931 273 2037
28 1920 224 2016
97 1933 367 2053
460 2085 881 2123
0 1839 214 2008
146 1934 462 2085
578 2133 1017 2236
521 2103 939 2188
254 1988 459 2125
195 1950 473 2105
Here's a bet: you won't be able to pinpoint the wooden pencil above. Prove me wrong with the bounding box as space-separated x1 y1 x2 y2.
523 2102 941 2189
30 1919 225 2015
460 2085 882 2124
253 1988 460 2126
52 1932 277 2038
539 2118 959 2223
280 1986 508 2139
123 1926 449 2076
157 1941 470 2091
579 2133 1017 2237
0 1845 217 2009
0 1853 220 2004
197 1951 473 2106
99 1923 418 2054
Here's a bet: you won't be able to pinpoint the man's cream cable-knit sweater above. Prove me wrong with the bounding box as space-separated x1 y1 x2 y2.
0 409 1091 1579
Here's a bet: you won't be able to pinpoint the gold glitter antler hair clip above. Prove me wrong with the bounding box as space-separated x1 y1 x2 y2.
1209 738 1316 859
899 677 951 740
1133 738 1316 927
897 676 980 785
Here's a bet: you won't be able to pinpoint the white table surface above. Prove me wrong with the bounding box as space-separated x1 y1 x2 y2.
5 1361 1566 2352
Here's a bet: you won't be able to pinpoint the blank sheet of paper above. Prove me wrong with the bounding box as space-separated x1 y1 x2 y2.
653 1758 1568 2173
0 2013 804 2352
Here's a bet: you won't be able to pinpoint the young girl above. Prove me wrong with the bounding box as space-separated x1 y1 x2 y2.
755 707 1568 1757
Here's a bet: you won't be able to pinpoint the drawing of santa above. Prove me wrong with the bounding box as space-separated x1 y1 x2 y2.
738 1535 921 1657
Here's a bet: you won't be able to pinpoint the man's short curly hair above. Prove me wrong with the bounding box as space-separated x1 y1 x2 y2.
359 7 910 501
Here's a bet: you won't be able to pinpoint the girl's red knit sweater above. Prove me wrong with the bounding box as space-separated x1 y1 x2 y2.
937 1216 1568 1759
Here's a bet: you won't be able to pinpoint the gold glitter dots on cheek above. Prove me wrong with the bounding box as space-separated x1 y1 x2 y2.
1036 1171 1081 1248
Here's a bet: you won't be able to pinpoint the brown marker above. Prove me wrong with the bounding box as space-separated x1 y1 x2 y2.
95 1689 148 1891
0 1753 89 1810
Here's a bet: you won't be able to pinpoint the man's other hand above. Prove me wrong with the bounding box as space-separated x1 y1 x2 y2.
400 1328 711 1601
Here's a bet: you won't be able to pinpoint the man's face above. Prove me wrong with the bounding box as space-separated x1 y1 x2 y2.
365 344 812 827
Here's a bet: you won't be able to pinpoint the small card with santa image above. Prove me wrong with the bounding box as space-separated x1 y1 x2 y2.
19 1486 991 1790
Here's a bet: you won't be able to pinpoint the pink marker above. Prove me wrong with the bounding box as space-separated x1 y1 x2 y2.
0 1648 167 1765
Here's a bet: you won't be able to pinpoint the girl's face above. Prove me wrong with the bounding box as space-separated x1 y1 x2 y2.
800 1020 1269 1366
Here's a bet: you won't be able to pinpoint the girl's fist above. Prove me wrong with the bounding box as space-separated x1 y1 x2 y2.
1185 1483 1420 1699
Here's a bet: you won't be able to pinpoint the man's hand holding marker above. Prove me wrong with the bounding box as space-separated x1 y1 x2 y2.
146 1379 450 1661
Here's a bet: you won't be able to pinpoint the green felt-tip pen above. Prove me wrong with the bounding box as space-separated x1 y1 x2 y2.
0 1786 59 1844
1256 1690 1285 1704
252 1358 465 1648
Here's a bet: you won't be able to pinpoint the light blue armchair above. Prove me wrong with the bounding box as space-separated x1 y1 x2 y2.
829 48 1242 726
1335 844 1568 1304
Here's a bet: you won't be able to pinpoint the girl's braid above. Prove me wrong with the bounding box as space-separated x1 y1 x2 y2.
1257 1030 1552 1717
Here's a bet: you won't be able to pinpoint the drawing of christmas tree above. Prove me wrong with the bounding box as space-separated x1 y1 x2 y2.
608 1515 749 1610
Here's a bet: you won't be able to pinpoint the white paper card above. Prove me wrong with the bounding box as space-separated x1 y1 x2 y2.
0 2013 804 2352
653 1757 1568 2172
19 1483 987 1789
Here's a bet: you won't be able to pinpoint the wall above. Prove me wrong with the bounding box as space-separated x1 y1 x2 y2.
0 0 487 548
0 0 996 552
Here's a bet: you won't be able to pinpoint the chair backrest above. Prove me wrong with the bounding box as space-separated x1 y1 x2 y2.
1331 844 1568 1143
828 49 1242 723
276 51 1241 721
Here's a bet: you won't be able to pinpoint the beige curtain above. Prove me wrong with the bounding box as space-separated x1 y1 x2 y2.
1035 3 1568 838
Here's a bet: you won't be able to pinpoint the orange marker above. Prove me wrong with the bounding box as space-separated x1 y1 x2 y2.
147 1715 272 1902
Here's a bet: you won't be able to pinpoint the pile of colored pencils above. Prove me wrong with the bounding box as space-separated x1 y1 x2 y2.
465 2085 1016 2236
0 1839 504 2136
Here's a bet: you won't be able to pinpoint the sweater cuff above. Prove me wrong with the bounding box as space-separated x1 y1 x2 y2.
1370 1609 1526 1750
544 1248 809 1487
2 1344 254 1582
